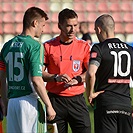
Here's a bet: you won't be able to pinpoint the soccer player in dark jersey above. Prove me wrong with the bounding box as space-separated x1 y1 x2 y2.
86 14 133 133
0 7 56 132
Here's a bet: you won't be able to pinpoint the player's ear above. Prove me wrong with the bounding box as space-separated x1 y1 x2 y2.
32 20 38 27
97 26 101 34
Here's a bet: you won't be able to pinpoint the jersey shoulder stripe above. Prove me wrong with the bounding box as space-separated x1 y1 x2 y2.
0 61 6 71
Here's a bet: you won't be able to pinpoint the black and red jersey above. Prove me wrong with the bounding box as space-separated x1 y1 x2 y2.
90 38 133 109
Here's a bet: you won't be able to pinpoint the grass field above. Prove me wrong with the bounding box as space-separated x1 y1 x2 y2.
2 106 94 133
2 88 133 133
2 98 94 133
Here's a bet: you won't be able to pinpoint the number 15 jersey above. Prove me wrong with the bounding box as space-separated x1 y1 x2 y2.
90 38 133 109
0 35 44 99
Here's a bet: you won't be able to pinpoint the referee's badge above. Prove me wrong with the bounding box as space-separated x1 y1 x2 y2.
73 60 80 72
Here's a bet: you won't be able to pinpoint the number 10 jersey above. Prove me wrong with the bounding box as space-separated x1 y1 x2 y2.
90 38 133 109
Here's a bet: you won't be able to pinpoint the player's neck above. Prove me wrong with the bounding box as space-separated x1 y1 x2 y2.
59 36 73 45
21 28 35 38
60 40 73 45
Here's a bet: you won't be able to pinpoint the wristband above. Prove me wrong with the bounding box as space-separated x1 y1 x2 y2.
72 76 82 83
54 74 59 82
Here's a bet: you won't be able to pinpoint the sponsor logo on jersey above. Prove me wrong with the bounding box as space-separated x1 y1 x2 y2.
91 52 97 58
9 86 25 90
38 64 42 74
73 60 80 72
108 79 130 83
106 110 130 116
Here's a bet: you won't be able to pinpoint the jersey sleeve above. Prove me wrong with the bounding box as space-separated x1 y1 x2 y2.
0 52 6 71
43 42 50 67
29 43 44 77
83 43 91 68
90 44 102 67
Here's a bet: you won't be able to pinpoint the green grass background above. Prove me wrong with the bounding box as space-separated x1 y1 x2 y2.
2 88 133 133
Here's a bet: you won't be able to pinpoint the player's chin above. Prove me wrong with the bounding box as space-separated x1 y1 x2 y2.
35 33 42 38
34 35 40 38
68 34 75 39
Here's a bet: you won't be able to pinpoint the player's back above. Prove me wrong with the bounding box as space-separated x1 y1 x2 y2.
1 35 42 98
92 38 133 108
94 38 133 90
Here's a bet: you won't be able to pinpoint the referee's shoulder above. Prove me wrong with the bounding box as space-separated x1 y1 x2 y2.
75 37 89 46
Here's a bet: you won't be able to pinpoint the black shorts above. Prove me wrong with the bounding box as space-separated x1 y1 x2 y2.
47 92 91 133
94 106 132 133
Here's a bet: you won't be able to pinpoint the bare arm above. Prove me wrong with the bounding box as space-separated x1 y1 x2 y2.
64 61 89 87
31 76 56 121
64 71 87 88
131 68 133 82
80 71 87 82
42 66 71 83
43 65 86 87
85 64 104 105
42 70 55 82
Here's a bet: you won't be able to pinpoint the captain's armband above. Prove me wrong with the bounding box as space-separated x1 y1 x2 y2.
90 60 100 67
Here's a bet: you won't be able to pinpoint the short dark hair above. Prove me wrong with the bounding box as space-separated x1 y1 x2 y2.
23 7 48 30
58 8 78 24
95 14 115 31
80 21 89 27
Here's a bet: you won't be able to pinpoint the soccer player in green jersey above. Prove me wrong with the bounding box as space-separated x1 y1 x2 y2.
0 7 56 133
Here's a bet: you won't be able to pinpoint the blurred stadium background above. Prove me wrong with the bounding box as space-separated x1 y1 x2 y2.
0 0 133 51
0 0 133 132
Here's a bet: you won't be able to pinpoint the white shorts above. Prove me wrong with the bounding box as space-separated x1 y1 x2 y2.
7 94 47 133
